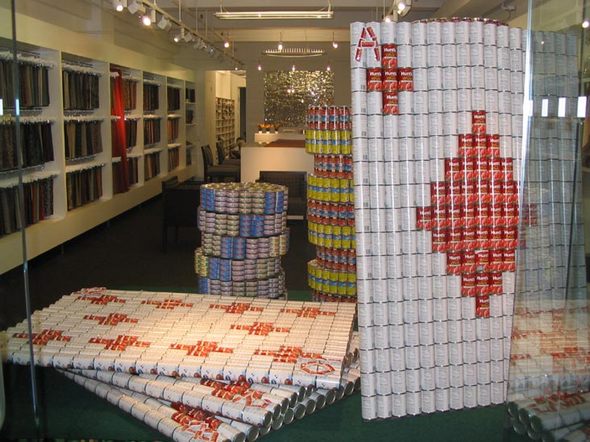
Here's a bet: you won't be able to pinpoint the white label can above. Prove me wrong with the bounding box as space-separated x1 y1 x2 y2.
491 382 505 404
418 299 434 323
462 318 477 341
421 389 436 414
450 386 464 409
405 346 420 369
477 340 491 363
391 370 407 394
420 345 435 368
435 388 450 412
463 341 477 364
377 394 392 418
447 298 462 320
478 361 491 384
464 385 478 408
490 359 504 382
435 365 450 389
392 393 407 417
406 391 421 416
433 321 449 344
433 297 448 321
434 342 449 365
390 346 406 370
448 342 463 365
419 321 435 345
405 368 421 392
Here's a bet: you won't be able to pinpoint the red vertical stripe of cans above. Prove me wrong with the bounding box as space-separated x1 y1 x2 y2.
487 134 500 158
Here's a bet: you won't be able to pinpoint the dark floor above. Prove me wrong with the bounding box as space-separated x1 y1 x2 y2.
0 195 316 328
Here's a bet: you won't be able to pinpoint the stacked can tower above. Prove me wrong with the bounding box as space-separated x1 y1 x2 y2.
351 19 534 420
506 30 590 440
196 182 289 298
305 105 357 303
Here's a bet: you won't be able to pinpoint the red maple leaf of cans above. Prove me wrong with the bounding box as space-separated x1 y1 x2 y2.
76 294 125 305
230 322 291 336
170 341 234 357
255 345 324 363
88 335 150 351
209 302 264 314
141 298 193 309
83 313 138 326
416 111 536 318
13 329 71 346
280 307 337 318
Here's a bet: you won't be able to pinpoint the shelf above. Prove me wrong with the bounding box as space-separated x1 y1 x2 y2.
144 147 164 154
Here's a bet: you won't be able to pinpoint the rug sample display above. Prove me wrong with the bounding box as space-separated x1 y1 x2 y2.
305 105 357 303
197 183 290 298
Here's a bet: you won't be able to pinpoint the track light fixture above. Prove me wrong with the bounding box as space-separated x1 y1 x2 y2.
326 64 331 71
128 0 145 15
332 32 338 49
142 8 155 26
157 14 171 30
257 63 262 71
393 0 411 17
112 0 127 12
583 19 590 28
215 1 333 20
291 64 296 72
277 32 284 51
224 40 230 48
183 31 193 42
173 28 184 43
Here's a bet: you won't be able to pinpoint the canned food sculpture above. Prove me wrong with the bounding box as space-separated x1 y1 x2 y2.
1 288 361 441
306 105 357 302
197 182 289 298
351 19 543 420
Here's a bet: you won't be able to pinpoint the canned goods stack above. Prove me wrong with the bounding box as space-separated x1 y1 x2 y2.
507 391 590 441
351 19 587 421
306 105 357 302
197 182 290 298
2 288 361 440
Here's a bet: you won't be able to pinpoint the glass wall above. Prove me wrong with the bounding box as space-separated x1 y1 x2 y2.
506 0 590 439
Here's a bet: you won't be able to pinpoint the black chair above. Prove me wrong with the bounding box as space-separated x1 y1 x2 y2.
216 141 241 167
258 171 307 219
201 144 240 182
161 177 202 251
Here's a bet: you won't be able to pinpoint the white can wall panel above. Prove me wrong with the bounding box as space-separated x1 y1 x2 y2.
348 18 559 420
305 106 357 302
197 182 290 298
0 288 356 389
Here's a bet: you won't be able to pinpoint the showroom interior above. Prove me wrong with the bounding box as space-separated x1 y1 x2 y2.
0 0 589 441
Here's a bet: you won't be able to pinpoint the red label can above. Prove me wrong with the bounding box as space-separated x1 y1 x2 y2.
382 44 398 69
383 91 399 115
398 68 414 91
366 68 383 91
486 134 500 157
447 251 463 273
476 272 490 295
382 69 399 91
475 249 490 269
463 250 476 272
462 272 477 296
463 205 476 218
416 207 433 229
472 111 486 134
476 295 490 318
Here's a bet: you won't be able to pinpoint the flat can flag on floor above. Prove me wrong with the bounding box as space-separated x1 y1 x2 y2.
0 288 356 389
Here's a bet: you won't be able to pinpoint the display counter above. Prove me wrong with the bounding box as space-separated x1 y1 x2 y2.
240 145 314 182
254 129 305 144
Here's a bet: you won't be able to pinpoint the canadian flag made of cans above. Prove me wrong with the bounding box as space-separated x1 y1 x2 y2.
351 19 588 420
